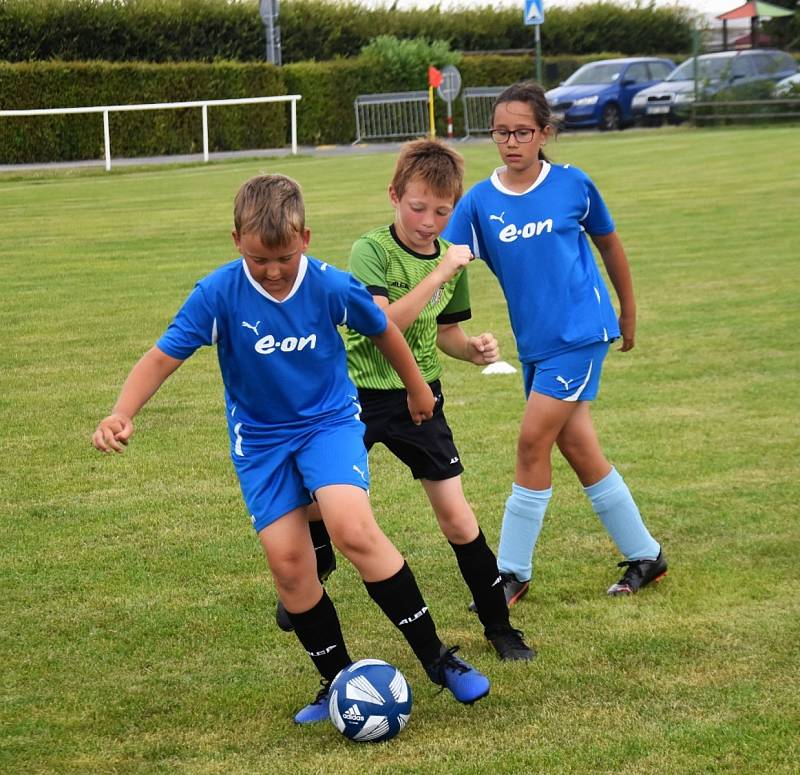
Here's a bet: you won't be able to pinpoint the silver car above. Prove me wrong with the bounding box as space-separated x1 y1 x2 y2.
632 49 798 124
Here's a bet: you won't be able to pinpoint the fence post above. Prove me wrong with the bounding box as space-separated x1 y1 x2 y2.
202 104 209 162
291 97 297 155
103 109 111 171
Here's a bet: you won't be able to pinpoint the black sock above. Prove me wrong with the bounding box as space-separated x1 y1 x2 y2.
287 589 351 681
450 530 510 636
309 519 335 578
364 561 443 667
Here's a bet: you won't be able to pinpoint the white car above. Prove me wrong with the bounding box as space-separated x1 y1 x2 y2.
774 72 800 96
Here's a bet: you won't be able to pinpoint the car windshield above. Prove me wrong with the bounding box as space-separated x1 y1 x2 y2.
667 57 734 82
564 62 625 86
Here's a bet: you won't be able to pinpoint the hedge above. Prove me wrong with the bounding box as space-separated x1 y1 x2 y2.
0 0 698 63
2 53 669 161
0 61 284 164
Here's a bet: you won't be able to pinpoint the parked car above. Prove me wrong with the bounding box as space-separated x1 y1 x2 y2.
774 72 800 96
632 49 798 124
545 57 675 131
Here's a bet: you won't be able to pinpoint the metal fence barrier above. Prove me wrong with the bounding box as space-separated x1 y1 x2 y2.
353 91 429 144
462 86 505 139
691 97 800 124
0 94 301 171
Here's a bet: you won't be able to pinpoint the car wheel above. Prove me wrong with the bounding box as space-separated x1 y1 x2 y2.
599 103 621 131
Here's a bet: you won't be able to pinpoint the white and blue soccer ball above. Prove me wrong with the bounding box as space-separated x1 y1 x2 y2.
329 659 412 743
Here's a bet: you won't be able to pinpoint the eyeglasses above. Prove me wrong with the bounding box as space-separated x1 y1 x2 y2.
490 128 537 144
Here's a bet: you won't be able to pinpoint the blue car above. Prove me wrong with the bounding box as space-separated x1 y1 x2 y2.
546 57 676 131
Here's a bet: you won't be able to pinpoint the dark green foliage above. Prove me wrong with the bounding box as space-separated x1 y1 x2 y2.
0 61 285 163
0 0 697 63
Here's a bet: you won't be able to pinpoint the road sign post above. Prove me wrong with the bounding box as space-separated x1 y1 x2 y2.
436 65 462 139
523 0 544 83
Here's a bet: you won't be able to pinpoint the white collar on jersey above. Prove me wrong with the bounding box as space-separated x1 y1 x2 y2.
241 254 309 303
490 161 551 196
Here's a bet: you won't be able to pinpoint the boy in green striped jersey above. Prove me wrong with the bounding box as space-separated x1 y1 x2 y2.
280 140 533 661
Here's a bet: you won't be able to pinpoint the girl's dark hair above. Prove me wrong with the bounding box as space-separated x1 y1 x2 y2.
492 81 556 162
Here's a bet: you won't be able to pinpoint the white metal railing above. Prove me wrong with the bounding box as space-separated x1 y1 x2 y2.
0 94 301 171
353 91 429 144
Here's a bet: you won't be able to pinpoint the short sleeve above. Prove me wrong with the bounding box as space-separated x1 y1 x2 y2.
350 237 389 297
580 175 615 236
442 194 480 257
156 284 216 360
437 267 471 324
342 273 388 337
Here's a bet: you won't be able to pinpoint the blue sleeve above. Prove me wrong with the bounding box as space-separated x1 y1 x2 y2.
342 273 388 337
156 284 216 360
579 175 615 236
443 192 479 254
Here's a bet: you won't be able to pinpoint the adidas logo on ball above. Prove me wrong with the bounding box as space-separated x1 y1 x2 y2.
342 704 364 722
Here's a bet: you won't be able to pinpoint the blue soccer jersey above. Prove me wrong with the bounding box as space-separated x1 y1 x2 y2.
156 255 388 439
443 162 621 363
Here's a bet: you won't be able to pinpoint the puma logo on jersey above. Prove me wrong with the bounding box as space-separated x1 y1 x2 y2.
254 333 317 355
353 465 367 482
489 212 506 223
241 320 260 336
498 219 553 243
398 606 428 626
556 376 574 391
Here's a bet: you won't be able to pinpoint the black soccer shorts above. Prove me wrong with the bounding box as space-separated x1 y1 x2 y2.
358 379 465 481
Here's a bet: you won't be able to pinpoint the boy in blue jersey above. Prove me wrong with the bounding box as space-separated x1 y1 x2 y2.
443 82 668 602
92 174 490 724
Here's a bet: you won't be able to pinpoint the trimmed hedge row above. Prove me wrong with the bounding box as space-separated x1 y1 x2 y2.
0 62 284 164
19 49 796 161
0 0 697 62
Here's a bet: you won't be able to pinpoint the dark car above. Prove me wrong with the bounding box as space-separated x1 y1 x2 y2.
545 57 675 131
632 49 798 124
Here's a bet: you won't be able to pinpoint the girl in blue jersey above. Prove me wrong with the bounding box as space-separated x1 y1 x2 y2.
92 174 490 725
444 82 667 600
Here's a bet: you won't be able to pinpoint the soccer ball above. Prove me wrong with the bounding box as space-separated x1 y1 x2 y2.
329 659 412 742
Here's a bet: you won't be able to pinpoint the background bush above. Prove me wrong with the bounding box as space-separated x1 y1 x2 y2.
0 61 285 163
0 0 698 62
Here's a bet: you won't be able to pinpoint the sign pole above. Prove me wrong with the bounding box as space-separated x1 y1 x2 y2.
428 85 436 139
524 0 544 82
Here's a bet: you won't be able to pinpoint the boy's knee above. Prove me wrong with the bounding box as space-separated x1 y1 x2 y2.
330 518 382 559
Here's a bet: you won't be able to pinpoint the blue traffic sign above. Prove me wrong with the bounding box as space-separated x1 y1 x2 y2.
524 0 544 26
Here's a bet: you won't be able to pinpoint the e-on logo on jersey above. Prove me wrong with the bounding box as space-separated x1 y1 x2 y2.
497 218 553 243
242 319 318 355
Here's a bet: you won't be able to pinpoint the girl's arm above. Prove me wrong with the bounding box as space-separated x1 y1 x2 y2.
369 320 435 425
377 245 473 332
591 231 636 352
436 323 499 365
92 346 184 453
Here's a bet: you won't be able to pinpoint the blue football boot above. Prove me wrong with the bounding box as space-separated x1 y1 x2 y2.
424 645 490 704
293 680 332 724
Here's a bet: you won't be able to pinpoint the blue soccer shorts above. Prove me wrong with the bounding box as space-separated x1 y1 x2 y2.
230 418 371 534
522 340 610 401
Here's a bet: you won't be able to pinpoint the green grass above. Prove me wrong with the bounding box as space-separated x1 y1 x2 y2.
2 125 799 774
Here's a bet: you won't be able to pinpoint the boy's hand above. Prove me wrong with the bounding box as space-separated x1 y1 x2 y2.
467 333 499 365
436 244 473 283
92 413 134 453
406 384 436 426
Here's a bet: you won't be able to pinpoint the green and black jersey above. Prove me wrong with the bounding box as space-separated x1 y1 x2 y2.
346 224 471 389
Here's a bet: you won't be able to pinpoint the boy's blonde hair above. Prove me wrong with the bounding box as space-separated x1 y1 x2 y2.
233 174 305 247
391 139 464 204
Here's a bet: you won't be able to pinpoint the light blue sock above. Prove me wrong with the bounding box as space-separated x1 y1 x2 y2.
584 467 659 561
497 482 552 582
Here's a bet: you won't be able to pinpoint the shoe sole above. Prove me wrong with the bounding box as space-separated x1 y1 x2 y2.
608 569 668 596
506 583 530 607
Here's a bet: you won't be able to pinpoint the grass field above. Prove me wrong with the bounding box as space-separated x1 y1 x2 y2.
2 125 799 774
